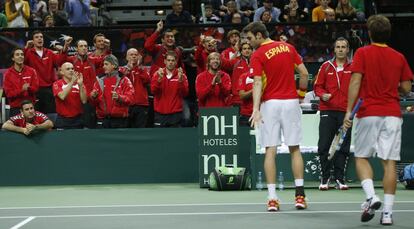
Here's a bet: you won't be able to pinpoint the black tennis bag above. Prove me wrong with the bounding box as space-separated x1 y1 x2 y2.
399 163 414 189
209 166 251 191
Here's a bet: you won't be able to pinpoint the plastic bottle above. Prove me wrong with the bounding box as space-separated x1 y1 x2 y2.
256 171 264 190
278 171 284 191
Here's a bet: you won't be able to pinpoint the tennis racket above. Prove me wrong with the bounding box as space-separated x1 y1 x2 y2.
327 98 363 160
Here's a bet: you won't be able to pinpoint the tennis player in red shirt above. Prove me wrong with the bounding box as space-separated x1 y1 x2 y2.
344 15 413 225
243 21 309 212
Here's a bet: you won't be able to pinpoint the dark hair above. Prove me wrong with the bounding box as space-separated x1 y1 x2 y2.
32 30 43 38
334 37 349 48
242 22 269 39
367 15 391 43
162 29 174 38
11 47 24 59
20 100 34 109
165 50 177 60
93 33 105 43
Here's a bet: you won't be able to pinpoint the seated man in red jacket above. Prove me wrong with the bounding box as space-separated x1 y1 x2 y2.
151 51 189 127
90 55 134 128
3 48 39 117
196 52 231 108
2 100 53 135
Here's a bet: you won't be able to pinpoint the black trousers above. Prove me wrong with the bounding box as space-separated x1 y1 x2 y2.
318 110 351 181
55 115 83 129
81 102 97 129
9 107 20 118
154 112 182 128
239 115 250 127
99 117 129 129
35 86 56 114
128 105 148 128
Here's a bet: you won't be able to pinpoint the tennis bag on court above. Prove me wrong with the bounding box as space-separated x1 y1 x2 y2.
399 163 414 189
209 166 251 191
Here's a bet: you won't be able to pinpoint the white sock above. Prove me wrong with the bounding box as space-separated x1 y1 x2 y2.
383 194 394 213
361 179 376 199
295 179 304 187
267 184 278 200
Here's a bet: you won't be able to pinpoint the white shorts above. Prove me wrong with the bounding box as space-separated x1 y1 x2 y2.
354 116 402 160
259 99 302 147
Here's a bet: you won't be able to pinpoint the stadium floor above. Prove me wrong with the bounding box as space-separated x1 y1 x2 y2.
0 183 413 229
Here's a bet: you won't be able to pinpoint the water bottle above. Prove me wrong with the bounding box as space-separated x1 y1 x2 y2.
278 172 284 191
256 171 264 190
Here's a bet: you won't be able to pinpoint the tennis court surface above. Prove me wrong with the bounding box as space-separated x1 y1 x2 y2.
1 183 413 229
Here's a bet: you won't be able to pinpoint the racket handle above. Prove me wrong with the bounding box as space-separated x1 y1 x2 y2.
350 98 363 120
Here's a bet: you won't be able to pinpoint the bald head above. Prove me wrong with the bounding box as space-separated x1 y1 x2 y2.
60 62 75 80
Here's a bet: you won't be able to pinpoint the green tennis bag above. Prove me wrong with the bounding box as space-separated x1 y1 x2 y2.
209 166 251 191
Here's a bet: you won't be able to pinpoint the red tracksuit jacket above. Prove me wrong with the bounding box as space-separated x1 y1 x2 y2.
3 65 39 108
91 72 134 118
196 70 231 108
24 47 64 87
151 68 189 114
120 65 151 106
230 57 249 105
144 31 184 77
314 59 352 112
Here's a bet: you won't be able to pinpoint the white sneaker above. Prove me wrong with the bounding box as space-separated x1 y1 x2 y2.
319 178 329 191
335 179 349 190
361 195 382 222
380 212 393 225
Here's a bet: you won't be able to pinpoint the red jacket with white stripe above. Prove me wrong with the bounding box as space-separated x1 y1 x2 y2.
314 59 352 112
3 65 39 108
151 68 189 114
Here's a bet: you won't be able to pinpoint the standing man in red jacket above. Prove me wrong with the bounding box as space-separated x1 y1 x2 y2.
24 30 68 116
120 48 151 128
221 29 241 74
3 48 39 117
90 55 134 128
151 51 189 127
196 52 231 108
53 62 87 129
231 41 253 107
144 20 184 78
89 33 111 76
314 37 352 191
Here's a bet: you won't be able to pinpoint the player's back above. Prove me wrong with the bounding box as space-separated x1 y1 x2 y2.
251 41 302 101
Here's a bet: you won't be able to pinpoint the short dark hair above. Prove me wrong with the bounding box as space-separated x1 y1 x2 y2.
11 47 23 58
20 100 34 109
242 22 269 39
93 33 105 43
162 29 174 38
32 30 43 38
367 15 391 43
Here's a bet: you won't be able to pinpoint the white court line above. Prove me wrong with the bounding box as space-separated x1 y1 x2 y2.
0 210 414 219
9 216 35 229
0 201 413 210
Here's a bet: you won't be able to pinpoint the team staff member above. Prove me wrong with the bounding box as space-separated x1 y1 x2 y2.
2 100 53 135
196 52 231 108
144 20 184 78
3 48 39 117
221 29 241 74
244 21 309 212
314 37 352 191
24 30 69 115
90 55 134 128
151 51 189 127
89 33 111 76
120 48 151 128
344 15 413 225
62 38 105 128
53 62 87 129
